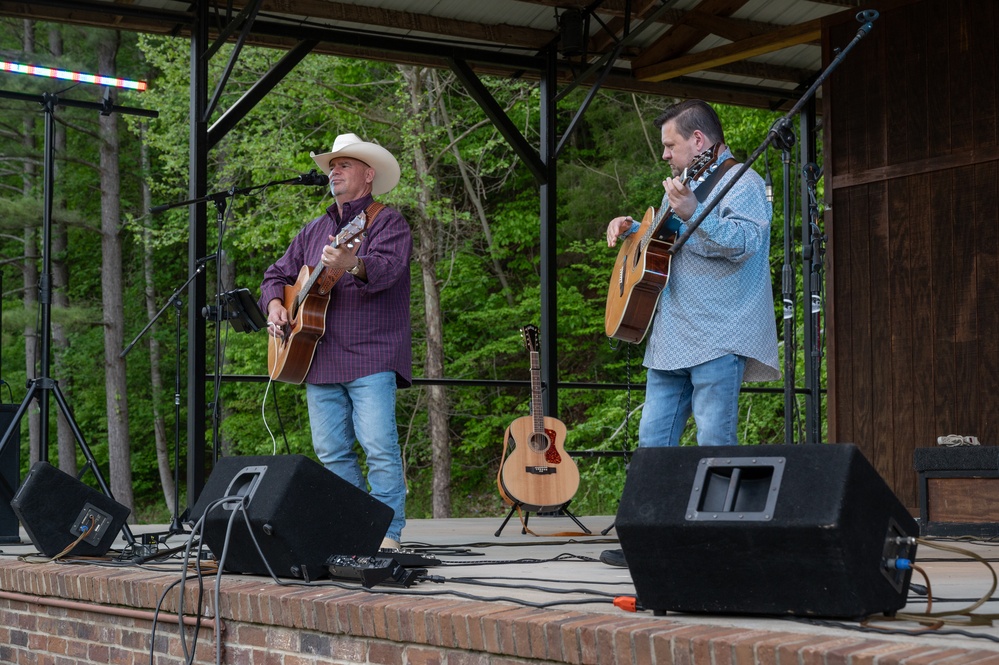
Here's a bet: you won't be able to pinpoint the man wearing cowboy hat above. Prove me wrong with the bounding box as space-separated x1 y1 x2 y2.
260 133 411 550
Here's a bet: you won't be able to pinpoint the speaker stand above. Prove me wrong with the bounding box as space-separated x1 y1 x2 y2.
494 500 590 537
0 92 151 550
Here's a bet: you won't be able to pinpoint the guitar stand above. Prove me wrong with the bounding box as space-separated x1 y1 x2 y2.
494 500 591 537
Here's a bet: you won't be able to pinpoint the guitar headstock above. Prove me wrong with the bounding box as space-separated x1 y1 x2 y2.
333 211 367 248
685 142 723 184
521 325 539 353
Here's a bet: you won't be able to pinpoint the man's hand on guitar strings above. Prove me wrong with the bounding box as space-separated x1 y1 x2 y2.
266 301 289 338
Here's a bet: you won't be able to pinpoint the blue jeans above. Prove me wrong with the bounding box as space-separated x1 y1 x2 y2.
306 372 406 541
639 354 747 447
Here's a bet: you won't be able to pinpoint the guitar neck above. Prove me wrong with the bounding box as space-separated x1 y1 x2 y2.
639 169 690 250
639 193 673 247
530 351 544 434
294 212 367 311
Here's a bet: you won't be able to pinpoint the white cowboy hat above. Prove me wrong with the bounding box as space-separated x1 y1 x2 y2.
310 133 401 196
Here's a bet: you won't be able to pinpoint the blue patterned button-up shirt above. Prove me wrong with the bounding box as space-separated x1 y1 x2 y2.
639 151 780 383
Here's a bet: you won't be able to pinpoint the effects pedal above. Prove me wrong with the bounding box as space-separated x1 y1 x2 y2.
325 554 426 588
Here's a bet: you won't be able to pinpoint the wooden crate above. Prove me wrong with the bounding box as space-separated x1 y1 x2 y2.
914 447 999 538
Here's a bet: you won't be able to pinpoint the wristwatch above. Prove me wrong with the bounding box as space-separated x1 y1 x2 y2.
348 257 362 275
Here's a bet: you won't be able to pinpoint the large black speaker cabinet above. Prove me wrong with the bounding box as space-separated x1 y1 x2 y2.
0 404 20 543
10 461 131 557
616 443 918 619
190 454 393 580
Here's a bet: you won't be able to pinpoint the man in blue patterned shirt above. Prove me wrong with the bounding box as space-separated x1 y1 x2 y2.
260 133 411 551
601 100 779 566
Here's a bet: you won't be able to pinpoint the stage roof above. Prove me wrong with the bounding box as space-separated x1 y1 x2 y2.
0 0 872 110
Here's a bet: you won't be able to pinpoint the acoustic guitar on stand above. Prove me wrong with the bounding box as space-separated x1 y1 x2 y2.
604 144 721 343
267 212 367 384
497 325 580 512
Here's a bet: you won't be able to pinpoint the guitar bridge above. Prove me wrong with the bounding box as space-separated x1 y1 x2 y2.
525 466 556 475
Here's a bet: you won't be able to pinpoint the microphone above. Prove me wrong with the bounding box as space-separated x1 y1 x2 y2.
196 252 219 266
291 169 329 186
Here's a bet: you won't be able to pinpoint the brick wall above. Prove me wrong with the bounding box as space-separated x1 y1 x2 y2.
1 560 996 664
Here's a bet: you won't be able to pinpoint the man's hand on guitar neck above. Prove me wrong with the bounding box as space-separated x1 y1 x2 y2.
266 299 289 339
663 175 697 221
322 236 362 275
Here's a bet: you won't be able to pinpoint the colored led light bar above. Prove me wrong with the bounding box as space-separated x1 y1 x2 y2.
0 60 147 91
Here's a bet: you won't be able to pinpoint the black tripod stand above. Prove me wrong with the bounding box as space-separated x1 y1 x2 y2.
0 91 157 548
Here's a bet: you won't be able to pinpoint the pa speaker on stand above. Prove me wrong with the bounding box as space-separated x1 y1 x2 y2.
616 443 918 619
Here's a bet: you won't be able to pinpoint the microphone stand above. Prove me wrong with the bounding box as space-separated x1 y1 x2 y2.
669 10 880 254
120 255 215 536
780 142 796 445
147 171 327 473
668 10 879 446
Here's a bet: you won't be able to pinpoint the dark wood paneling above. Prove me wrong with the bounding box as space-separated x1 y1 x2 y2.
847 186 873 456
886 177 915 495
975 162 999 446
827 0 999 510
951 165 979 432
947 4 975 154
908 172 937 474
929 168 958 459
969 0 997 149
868 182 894 481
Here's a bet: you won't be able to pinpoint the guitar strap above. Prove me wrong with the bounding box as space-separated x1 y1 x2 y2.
317 201 386 295
694 157 738 203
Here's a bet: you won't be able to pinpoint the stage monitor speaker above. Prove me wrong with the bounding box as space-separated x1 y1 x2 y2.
616 443 918 619
190 454 393 580
10 461 131 557
0 404 21 543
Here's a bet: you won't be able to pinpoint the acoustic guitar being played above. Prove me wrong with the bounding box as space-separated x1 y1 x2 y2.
604 143 721 343
267 212 368 384
497 325 579 513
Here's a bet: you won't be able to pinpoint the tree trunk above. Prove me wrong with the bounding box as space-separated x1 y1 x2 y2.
21 19 40 464
139 123 176 515
49 27 77 476
400 65 451 518
97 33 135 516
431 70 515 307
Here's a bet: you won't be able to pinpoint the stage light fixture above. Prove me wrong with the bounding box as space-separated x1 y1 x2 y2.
0 60 147 91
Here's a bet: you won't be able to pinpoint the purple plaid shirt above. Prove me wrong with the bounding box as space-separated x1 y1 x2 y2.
259 194 413 387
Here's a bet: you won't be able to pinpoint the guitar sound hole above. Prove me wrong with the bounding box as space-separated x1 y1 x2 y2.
529 433 549 453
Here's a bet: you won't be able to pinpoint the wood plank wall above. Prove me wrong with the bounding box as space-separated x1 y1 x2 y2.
824 0 999 509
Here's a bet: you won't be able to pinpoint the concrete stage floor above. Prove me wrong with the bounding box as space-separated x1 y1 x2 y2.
2 514 999 663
